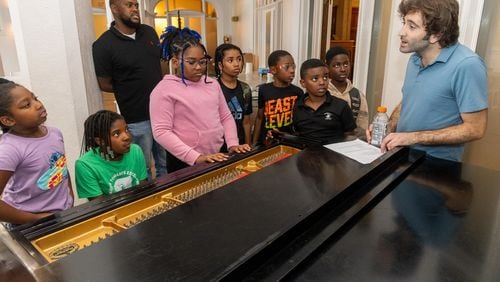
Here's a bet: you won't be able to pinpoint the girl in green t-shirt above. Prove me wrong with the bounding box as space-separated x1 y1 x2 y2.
75 110 148 200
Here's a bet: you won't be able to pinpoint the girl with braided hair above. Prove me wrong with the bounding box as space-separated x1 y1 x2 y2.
150 26 251 172
75 110 147 200
214 43 253 146
0 82 73 225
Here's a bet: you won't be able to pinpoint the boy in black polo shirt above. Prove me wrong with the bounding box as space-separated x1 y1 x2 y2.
293 59 356 144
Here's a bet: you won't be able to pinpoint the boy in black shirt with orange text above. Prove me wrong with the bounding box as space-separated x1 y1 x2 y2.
252 50 304 145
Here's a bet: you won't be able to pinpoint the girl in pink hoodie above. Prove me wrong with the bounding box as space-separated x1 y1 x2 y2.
150 27 251 172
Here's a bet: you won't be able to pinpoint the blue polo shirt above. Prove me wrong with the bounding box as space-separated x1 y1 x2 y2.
397 43 488 161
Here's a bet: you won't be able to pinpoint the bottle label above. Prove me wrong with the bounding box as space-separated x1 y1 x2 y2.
371 120 387 147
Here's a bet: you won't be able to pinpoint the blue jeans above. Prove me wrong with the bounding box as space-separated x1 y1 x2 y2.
128 120 167 179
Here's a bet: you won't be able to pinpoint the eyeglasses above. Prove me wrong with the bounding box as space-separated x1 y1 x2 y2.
183 58 209 67
331 62 350 69
279 64 296 71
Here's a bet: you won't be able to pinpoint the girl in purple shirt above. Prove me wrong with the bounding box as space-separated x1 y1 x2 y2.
0 82 73 225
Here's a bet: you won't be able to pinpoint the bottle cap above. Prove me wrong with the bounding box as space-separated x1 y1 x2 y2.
377 106 387 113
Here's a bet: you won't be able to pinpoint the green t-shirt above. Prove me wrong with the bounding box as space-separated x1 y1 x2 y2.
75 144 148 198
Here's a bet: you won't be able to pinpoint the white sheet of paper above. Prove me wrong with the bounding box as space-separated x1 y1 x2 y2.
324 138 384 164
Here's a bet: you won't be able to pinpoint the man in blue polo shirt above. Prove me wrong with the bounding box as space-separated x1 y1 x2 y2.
92 0 166 177
369 0 488 162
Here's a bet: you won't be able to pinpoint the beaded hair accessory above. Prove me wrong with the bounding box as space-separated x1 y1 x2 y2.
158 12 207 85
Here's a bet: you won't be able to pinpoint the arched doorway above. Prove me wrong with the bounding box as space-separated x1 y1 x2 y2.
153 0 218 74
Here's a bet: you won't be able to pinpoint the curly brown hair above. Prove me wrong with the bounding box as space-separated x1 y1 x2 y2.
398 0 459 48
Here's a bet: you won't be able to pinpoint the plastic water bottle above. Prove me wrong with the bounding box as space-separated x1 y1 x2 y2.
371 106 389 147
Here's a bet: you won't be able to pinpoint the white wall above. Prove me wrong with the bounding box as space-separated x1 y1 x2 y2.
379 0 410 114
0 0 19 77
232 0 304 69
232 0 254 53
281 0 302 67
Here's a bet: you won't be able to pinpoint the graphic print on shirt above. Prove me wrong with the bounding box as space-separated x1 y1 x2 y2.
37 152 68 190
108 171 140 194
324 112 334 121
264 96 298 129
228 96 243 120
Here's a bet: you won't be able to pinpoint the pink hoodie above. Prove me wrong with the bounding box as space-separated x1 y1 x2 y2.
150 75 239 165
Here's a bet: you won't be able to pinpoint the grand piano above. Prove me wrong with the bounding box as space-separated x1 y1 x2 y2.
1 138 499 281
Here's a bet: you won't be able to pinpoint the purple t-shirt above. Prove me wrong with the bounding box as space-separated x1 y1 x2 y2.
0 127 73 213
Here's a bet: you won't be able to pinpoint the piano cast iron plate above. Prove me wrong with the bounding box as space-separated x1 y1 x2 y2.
31 145 300 262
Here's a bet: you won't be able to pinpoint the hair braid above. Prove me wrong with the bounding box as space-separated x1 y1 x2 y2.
0 82 19 133
81 110 124 160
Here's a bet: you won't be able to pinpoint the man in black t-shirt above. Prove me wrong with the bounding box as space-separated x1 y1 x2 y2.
92 0 166 177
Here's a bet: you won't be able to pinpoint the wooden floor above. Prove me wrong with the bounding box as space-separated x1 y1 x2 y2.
102 92 118 113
